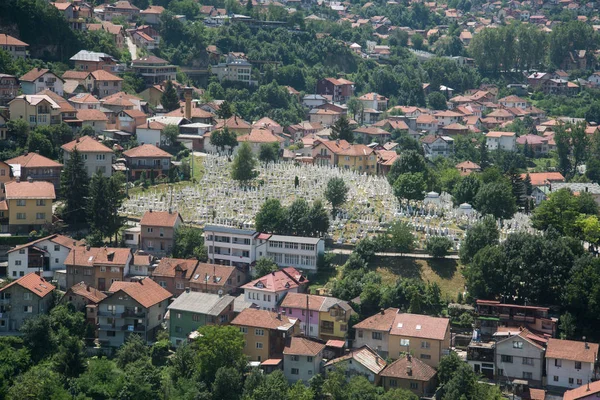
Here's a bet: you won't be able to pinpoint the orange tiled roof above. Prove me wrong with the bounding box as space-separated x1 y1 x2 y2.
123 144 172 158
0 272 54 298
241 267 308 293
5 180 56 199
152 258 198 279
140 210 181 227
237 128 284 144
0 34 28 47
75 109 109 122
283 336 326 356
108 278 172 308
546 338 599 363
65 246 131 267
563 381 600 400
231 308 298 330
61 135 113 153
67 281 107 303
380 355 436 381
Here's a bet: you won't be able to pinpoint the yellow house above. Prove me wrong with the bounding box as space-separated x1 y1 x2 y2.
5 178 55 234
231 308 299 362
8 95 62 127
318 300 354 341
337 144 377 175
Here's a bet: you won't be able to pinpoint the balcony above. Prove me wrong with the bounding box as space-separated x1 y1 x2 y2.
122 324 146 332
98 310 119 317
467 343 495 362
97 324 118 331
122 310 146 318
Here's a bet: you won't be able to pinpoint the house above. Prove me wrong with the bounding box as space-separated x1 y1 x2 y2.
70 50 118 72
495 329 545 386
139 210 183 256
255 234 325 272
486 131 516 151
140 5 165 24
231 308 300 362
204 225 258 269
433 110 463 127
353 127 391 143
75 109 109 134
4 179 55 234
0 74 19 106
499 95 529 109
8 94 63 127
131 56 177 86
241 267 309 311
5 152 63 189
324 345 387 383
416 114 439 133
60 281 107 325
546 338 599 389
168 290 236 346
61 136 114 178
0 273 55 332
7 234 79 280
211 53 255 86
0 34 28 58
380 355 437 396
373 118 409 134
302 94 327 109
97 278 171 347
353 309 450 367
421 135 454 159
69 93 101 110
563 380 600 400
312 140 377 174
279 292 354 340
517 134 549 156
19 68 64 96
520 172 565 188
316 78 354 103
151 257 198 296
123 144 173 180
117 109 147 133
85 70 123 98
475 300 557 338
237 128 286 154
456 160 481 176
101 1 140 22
65 246 132 291
309 108 342 126
358 92 388 112
283 336 326 383
187 263 247 294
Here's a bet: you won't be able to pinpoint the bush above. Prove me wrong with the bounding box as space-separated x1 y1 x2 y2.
426 236 453 258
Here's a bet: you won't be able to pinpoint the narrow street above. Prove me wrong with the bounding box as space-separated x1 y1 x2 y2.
126 36 137 60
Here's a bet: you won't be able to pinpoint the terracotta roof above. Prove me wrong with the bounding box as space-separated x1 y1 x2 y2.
520 172 565 186
443 122 468 130
141 5 165 14
563 380 600 400
6 152 63 169
456 160 480 170
102 91 142 103
121 109 146 119
153 258 198 278
238 128 284 144
215 116 252 130
231 308 298 330
62 135 113 153
434 110 463 117
75 109 109 122
66 281 107 303
253 117 281 129
389 313 449 341
65 246 131 267
166 104 213 119
325 345 387 374
499 95 527 103
63 70 90 81
516 134 547 145
5 180 55 199
353 307 399 331
140 210 181 227
546 338 599 363
486 131 516 138
137 120 166 130
132 250 152 266
123 144 172 158
20 68 56 82
108 278 172 308
373 119 409 130
353 126 389 135
69 93 100 104
241 267 308 293
52 2 73 11
0 272 54 298
188 263 239 287
36 89 76 113
527 388 546 400
132 55 169 65
281 292 327 311
0 34 28 47
8 234 79 254
337 144 374 157
283 336 326 356
380 355 437 381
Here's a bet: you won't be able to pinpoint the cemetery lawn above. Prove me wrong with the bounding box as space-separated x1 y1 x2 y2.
373 256 465 301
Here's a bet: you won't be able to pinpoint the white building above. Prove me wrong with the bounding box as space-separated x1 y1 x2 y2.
7 234 79 280
546 338 599 389
211 54 255 86
204 225 258 269
241 267 308 311
495 330 544 386
19 68 64 96
421 135 454 159
324 346 387 383
283 337 326 383
486 131 516 151
61 135 114 177
255 234 324 272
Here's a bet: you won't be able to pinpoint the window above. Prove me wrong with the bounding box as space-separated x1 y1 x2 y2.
523 357 534 366
176 283 184 290
389 379 398 387
291 368 299 375
400 339 410 346
569 378 574 384
23 305 33 313
84 268 92 276
54 245 60 251
421 341 430 349
555 359 562 367
372 332 382 340
421 354 432 360
107 331 116 337
176 313 182 319
100 266 106 272
96 154 106 160
291 355 299 361
15 260 21 266
340 324 347 332
16 200 25 206
410 382 418 390
501 355 513 363
36 213 46 220
159 281 166 288
147 228 153 233
577 379 583 385
16 213 26 220
256 342 263 349
240 327 247 334
192 314 200 322
110 267 119 273
513 341 523 349
523 372 533 380
575 362 582 370
553 376 559 382
23 292 32 300
358 330 363 338
255 329 264 336
19 249 25 254
36 199 45 206
307 356 313 362
175 326 182 333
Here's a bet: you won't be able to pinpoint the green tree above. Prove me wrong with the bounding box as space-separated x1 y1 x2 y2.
60 148 89 224
531 188 581 235
253 257 278 278
210 127 238 155
474 181 517 219
388 220 415 254
324 177 349 216
195 325 246 383
27 130 54 158
217 100 234 119
172 226 208 261
115 334 149 369
559 312 577 339
52 332 86 378
452 174 480 205
231 142 258 183
255 198 285 233
20 315 56 362
393 173 427 202
308 199 330 236
212 366 243 400
427 92 448 110
387 150 428 186
554 123 573 178
285 198 311 236
464 245 506 299
162 124 180 147
249 369 289 400
331 115 353 142
161 79 180 112
426 236 453 258
72 358 124 399
7 364 70 400
258 142 279 166
118 359 162 400
460 216 499 264
438 352 463 385
0 337 31 399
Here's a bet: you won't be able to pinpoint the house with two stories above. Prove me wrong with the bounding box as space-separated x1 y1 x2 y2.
75 109 109 134
8 94 63 127
546 338 599 390
61 135 114 178
495 329 545 386
85 70 123 98
380 355 437 397
0 74 19 106
474 300 557 339
0 273 55 332
0 34 29 58
97 278 171 346
4 178 56 234
19 68 64 96
316 77 354 103
486 131 517 151
139 210 182 256
6 152 63 189
242 267 309 311
255 234 325 272
65 246 132 291
131 55 177 86
70 50 118 72
324 345 387 383
123 144 172 181
168 290 236 346
151 257 198 296
283 336 326 383
60 281 107 325
421 135 454 159
231 308 300 362
187 263 247 295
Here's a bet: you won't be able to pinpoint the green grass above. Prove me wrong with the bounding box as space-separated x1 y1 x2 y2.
529 156 557 172
127 156 205 198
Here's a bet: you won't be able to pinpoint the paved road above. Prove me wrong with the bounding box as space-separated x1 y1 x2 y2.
330 248 459 260
126 37 137 60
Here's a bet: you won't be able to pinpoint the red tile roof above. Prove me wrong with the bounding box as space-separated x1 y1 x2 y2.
65 246 131 267
380 355 437 381
0 34 28 47
6 152 63 168
238 128 284 144
520 172 565 186
8 234 80 254
241 267 308 293
354 309 449 341
90 71 123 83
563 380 600 400
20 68 57 82
188 263 239 287
0 272 54 298
280 292 327 311
283 336 326 356
231 308 298 329
5 180 56 199
62 135 113 153
75 109 109 122
140 210 181 227
108 278 172 308
66 281 107 303
123 144 173 158
63 70 90 81
546 338 599 363
152 258 198 278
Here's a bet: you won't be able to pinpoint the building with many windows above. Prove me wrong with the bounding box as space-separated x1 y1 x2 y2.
256 234 324 272
61 135 114 178
204 225 257 269
0 273 55 333
241 267 308 311
546 338 599 390
211 53 255 86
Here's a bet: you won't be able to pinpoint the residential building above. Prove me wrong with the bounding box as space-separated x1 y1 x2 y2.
213 115 252 135
231 308 300 362
19 68 64 96
456 160 481 176
486 131 517 151
168 290 236 346
495 329 545 386
421 135 454 159
466 340 496 379
279 292 353 340
60 281 107 325
433 110 463 127
8 94 63 127
546 339 599 389
187 263 247 294
416 114 439 133
4 178 55 234
70 50 118 72
7 234 79 280
6 152 63 188
61 135 114 178
130 250 153 276
237 128 286 154
75 109 109 134
0 273 55 332
101 1 140 21
475 300 557 338
0 34 28 58
316 77 354 103
97 278 171 346
211 54 256 86
358 92 388 111
353 309 450 367
69 93 101 109
283 336 326 383
151 257 198 296
117 109 147 133
498 95 529 109
255 234 325 272
335 143 377 174
563 380 600 400
242 267 309 311
85 70 123 98
204 225 258 269
131 55 177 86
0 74 18 106
324 345 387 383
352 127 391 143
520 172 565 188
123 144 173 180
65 246 132 291
140 5 165 24
308 108 342 126
380 355 437 397
139 210 182 256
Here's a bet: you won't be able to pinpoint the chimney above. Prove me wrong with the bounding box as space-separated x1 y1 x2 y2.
86 245 90 251
185 287 190 293
584 336 589 349
277 311 281 320
149 209 152 213
35 150 39 154
184 87 192 120
406 365 412 376
15 176 20 183
86 284 90 292
27 176 33 183
168 208 172 214
380 308 385 315
147 120 150 128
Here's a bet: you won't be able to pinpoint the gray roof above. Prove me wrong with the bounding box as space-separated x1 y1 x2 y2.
233 294 256 313
320 296 352 312
168 291 235 316
268 234 322 245
70 50 117 62
551 182 600 194
204 224 257 236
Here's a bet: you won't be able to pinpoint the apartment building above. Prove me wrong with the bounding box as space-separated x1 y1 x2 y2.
65 246 132 290
283 336 326 383
211 53 255 86
256 234 324 272
131 55 176 86
486 131 517 151
475 300 557 338
61 135 114 178
139 210 182 256
187 263 247 295
0 273 55 332
204 225 258 269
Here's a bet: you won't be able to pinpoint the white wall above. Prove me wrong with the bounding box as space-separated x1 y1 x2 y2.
547 358 595 389
244 287 298 311
353 330 390 357
8 239 72 280
136 128 162 147
284 353 322 383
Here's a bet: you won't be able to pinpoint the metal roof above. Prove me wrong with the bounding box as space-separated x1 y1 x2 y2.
204 224 257 236
167 291 235 316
